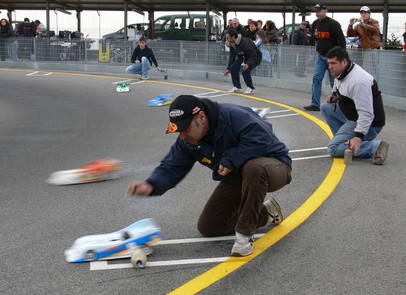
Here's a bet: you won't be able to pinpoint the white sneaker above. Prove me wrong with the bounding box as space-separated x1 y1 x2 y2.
244 87 255 94
231 232 254 257
228 87 242 93
140 76 149 80
264 198 283 225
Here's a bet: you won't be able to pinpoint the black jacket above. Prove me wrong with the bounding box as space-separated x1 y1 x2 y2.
130 45 158 67
293 28 309 46
312 16 346 55
227 35 262 69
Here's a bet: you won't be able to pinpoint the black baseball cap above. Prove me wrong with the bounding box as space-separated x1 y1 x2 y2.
166 95 204 133
313 3 327 11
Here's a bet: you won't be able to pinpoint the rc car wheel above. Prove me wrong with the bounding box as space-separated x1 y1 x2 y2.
84 250 96 261
131 248 147 269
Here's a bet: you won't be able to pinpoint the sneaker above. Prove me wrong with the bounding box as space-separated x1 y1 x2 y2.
140 76 149 80
231 232 254 257
228 87 242 93
304 105 320 111
244 87 255 94
264 198 283 225
373 141 389 165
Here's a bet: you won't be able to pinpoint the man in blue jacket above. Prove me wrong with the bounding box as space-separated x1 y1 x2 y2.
126 36 162 80
128 95 292 256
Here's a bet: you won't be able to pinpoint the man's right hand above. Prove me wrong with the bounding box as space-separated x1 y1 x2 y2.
223 70 230 76
128 181 154 196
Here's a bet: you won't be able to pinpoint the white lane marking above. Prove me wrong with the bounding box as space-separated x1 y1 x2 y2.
90 257 230 271
266 113 300 119
290 147 327 153
292 155 331 161
89 234 266 271
130 81 145 85
269 109 291 114
26 71 53 76
195 91 220 96
157 233 265 245
112 79 133 84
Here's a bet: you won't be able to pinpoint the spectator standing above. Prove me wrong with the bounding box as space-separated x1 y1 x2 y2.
255 29 272 77
293 21 310 77
347 6 381 49
224 29 262 94
256 20 263 31
231 18 248 37
0 18 13 61
304 21 316 46
18 18 36 60
402 22 406 52
304 3 346 111
247 21 258 41
126 36 162 80
128 95 292 257
264 20 280 44
321 46 388 165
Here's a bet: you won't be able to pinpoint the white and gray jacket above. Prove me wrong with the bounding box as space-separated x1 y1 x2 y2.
333 63 385 139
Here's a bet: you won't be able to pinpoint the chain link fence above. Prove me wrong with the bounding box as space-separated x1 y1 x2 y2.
2 38 405 99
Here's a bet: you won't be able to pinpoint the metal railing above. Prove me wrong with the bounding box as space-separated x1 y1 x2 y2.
2 37 405 99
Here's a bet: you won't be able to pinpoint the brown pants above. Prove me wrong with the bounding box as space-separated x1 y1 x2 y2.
197 157 292 237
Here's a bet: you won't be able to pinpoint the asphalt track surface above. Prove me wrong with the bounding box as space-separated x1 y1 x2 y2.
1 69 405 295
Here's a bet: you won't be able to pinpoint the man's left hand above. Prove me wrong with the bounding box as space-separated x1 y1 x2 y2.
242 64 249 71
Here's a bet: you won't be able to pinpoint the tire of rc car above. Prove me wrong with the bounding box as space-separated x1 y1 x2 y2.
131 248 147 269
85 250 96 261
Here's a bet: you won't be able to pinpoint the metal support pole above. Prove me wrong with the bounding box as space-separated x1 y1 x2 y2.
124 1 128 40
382 2 389 49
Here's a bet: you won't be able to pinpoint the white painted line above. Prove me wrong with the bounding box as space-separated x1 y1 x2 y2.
112 79 133 84
292 155 331 161
195 91 219 96
27 71 39 76
290 147 327 153
90 257 230 271
266 113 300 119
43 72 53 76
130 81 145 85
203 93 230 98
157 233 264 245
268 109 291 114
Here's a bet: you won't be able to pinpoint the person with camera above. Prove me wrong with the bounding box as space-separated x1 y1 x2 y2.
347 6 381 49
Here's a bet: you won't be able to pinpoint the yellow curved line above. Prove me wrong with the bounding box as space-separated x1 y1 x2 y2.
2 68 345 293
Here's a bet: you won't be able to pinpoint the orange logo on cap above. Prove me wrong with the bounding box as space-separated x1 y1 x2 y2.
166 122 178 133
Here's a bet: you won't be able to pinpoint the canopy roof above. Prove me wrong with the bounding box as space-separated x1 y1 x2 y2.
1 0 405 13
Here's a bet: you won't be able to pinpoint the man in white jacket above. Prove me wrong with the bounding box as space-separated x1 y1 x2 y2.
321 46 388 165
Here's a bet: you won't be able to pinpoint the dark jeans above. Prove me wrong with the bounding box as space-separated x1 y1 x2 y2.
197 157 292 237
229 58 259 89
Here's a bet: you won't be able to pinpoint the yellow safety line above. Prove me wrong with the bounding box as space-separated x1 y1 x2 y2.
2 68 345 293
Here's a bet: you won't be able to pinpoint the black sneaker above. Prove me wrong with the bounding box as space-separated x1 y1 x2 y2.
304 105 320 111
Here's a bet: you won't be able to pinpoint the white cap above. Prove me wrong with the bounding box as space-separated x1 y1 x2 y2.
360 6 370 12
